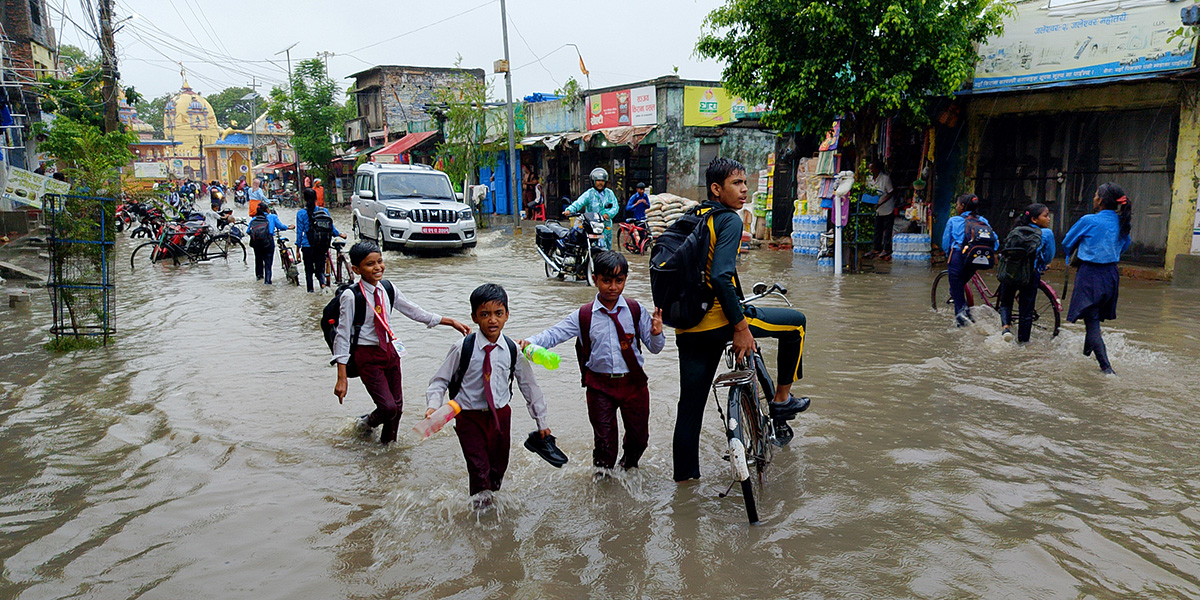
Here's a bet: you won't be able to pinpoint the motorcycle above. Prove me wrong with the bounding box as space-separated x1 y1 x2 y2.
535 212 606 285
234 188 247 206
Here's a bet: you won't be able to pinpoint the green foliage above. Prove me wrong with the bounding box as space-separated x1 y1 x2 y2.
45 336 105 352
32 116 135 195
696 0 1011 134
267 59 344 180
58 44 99 72
39 69 106 129
432 57 494 190
207 86 265 128
555 76 582 107
134 93 171 136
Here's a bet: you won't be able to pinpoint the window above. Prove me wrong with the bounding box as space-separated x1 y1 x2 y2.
29 0 41 26
376 173 453 200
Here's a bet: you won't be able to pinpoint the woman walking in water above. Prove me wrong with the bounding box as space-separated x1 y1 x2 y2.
1062 182 1131 374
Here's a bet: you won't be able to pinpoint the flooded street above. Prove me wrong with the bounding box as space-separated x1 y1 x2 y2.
4 206 1200 599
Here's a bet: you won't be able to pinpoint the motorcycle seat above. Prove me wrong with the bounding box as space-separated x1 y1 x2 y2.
536 223 570 238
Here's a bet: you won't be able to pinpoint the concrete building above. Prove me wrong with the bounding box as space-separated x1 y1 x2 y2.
954 0 1200 274
163 77 221 160
344 65 486 146
0 0 57 172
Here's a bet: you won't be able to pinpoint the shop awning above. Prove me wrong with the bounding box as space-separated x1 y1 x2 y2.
371 131 438 162
582 125 657 150
338 143 384 161
519 134 566 150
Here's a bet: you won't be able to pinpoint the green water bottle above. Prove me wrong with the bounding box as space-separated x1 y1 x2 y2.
523 344 561 370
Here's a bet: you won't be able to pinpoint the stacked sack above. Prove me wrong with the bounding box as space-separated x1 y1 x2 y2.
644 193 700 238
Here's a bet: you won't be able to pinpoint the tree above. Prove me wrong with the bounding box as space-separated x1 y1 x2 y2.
431 59 493 193
58 44 99 72
39 69 105 129
696 0 1010 136
267 59 343 179
207 86 265 128
134 93 171 137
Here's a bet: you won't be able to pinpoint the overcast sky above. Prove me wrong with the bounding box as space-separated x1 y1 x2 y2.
54 0 730 101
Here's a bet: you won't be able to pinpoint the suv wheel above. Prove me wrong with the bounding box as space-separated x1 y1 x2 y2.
376 222 390 251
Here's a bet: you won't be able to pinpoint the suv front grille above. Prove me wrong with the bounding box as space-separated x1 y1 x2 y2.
411 209 456 223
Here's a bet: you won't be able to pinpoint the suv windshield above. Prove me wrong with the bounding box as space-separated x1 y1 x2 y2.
376 172 454 200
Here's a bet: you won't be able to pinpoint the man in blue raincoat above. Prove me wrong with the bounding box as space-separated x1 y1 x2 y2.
563 167 619 248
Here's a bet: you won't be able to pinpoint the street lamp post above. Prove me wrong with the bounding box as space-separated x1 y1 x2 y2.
276 43 301 193
499 0 520 232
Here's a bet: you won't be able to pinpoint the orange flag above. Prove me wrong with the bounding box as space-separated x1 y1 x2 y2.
579 55 589 76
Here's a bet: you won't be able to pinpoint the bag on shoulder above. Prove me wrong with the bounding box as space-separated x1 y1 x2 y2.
996 225 1043 287
447 333 517 399
320 281 395 378
649 205 732 329
309 210 334 248
962 215 997 269
247 215 271 249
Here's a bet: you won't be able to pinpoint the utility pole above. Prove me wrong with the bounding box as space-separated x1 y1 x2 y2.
499 0 520 231
98 0 119 133
244 78 259 165
276 43 301 193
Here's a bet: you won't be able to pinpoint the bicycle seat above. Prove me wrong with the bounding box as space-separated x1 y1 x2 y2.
331 240 346 250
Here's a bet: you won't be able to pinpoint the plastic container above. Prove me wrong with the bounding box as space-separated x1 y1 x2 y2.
523 344 561 370
413 400 461 439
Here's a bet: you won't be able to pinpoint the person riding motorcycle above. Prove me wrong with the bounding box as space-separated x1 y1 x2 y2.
209 181 226 211
563 167 619 249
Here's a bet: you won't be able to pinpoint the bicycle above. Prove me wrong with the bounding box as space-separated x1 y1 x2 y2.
710 282 798 524
130 220 244 269
615 218 651 255
276 233 301 286
324 239 354 286
930 268 1061 338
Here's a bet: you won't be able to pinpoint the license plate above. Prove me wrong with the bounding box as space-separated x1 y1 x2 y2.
422 227 450 234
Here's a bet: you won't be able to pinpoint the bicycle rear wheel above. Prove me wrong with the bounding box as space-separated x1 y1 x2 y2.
729 385 768 524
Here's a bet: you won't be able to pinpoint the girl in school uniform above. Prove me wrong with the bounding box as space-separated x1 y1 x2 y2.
999 203 1056 343
1062 182 1132 374
941 193 996 326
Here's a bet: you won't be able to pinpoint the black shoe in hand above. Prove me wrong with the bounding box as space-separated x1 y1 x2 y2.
524 432 569 468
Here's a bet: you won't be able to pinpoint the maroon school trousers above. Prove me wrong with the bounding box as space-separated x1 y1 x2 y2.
583 371 650 470
454 405 512 496
353 344 403 444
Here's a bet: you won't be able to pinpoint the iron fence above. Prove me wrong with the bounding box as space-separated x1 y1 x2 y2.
45 194 116 345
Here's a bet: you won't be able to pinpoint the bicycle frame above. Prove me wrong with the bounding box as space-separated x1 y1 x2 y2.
964 271 1063 314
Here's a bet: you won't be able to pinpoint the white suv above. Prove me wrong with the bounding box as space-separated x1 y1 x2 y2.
350 162 476 251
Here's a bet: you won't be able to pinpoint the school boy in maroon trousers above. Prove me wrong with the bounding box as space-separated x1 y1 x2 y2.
332 241 470 445
426 284 553 506
522 251 665 474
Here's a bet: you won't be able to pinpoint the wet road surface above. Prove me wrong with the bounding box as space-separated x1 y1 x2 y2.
3 205 1200 599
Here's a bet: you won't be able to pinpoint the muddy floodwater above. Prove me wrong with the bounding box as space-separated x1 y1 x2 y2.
3 206 1200 599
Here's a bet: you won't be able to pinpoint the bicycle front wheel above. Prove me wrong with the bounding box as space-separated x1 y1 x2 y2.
931 269 975 315
130 241 158 270
729 385 768 524
203 234 234 262
1031 281 1062 339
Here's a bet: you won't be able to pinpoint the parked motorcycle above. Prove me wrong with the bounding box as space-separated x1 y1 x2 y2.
535 212 606 285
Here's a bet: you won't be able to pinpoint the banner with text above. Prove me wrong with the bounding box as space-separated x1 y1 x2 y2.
682 86 766 127
973 2 1197 92
586 85 656 131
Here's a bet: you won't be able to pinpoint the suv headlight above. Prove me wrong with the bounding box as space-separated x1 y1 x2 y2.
458 208 473 221
386 208 409 220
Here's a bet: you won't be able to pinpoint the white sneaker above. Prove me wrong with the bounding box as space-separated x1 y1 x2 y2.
1002 326 1014 343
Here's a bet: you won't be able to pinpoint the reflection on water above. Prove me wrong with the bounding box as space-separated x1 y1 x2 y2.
2 206 1200 599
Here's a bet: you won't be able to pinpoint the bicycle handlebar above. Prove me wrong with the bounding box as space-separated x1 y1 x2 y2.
742 282 791 307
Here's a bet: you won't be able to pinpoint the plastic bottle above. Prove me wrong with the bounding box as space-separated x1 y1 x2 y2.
522 344 561 370
413 400 461 439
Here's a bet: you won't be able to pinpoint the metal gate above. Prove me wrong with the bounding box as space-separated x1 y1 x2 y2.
976 106 1177 265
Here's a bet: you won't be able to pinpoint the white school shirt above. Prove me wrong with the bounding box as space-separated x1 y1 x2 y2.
331 280 441 365
525 295 665 374
426 333 549 431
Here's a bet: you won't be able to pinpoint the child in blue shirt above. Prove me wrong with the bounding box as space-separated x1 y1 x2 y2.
626 182 650 222
248 202 293 284
941 194 998 326
998 203 1056 343
1063 182 1132 374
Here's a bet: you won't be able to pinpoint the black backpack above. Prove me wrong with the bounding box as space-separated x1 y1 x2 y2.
447 333 518 399
649 205 732 329
320 281 395 378
247 215 271 249
996 225 1044 287
309 209 334 249
962 215 997 269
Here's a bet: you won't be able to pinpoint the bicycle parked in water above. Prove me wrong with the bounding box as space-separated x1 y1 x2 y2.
711 282 800 525
930 269 1062 338
130 219 246 269
324 239 354 286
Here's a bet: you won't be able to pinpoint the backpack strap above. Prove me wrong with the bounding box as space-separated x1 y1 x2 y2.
503 335 518 395
447 333 477 400
349 285 367 350
575 302 593 387
626 298 642 351
380 280 395 311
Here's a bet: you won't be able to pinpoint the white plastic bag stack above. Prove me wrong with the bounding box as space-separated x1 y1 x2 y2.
645 193 699 237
